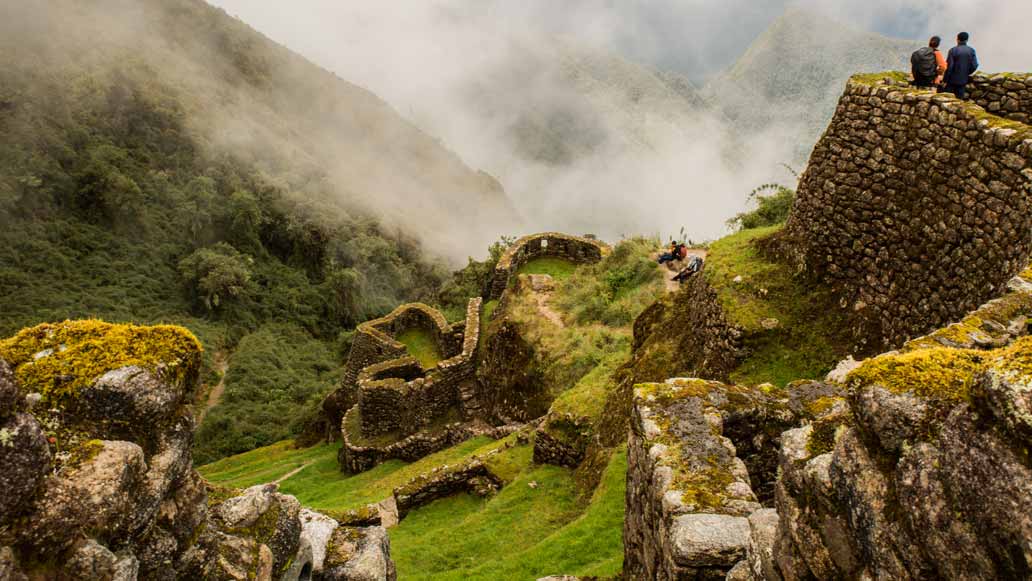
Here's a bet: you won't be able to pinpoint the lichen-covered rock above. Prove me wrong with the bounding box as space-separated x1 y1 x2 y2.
62 539 139 581
775 329 1032 579
746 509 781 581
0 358 20 417
19 440 147 550
317 526 397 581
71 366 185 440
0 412 51 524
0 321 381 581
624 379 767 580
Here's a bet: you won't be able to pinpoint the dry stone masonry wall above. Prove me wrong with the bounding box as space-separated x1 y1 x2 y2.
488 232 608 299
784 74 1032 349
969 73 1032 124
339 299 490 472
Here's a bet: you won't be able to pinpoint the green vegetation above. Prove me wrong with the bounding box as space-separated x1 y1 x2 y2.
555 237 664 327
516 257 579 280
390 447 627 580
727 183 796 232
549 351 626 422
397 328 443 369
202 438 627 580
704 226 851 386
0 320 201 404
437 237 515 321
193 324 341 464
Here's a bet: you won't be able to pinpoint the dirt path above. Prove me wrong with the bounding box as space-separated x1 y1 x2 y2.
274 461 314 485
527 274 566 328
196 351 230 425
655 249 708 294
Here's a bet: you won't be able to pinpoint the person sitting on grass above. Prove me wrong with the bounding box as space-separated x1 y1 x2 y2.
658 240 683 265
672 256 704 284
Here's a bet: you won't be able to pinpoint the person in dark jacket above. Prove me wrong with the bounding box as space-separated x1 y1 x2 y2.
943 32 979 100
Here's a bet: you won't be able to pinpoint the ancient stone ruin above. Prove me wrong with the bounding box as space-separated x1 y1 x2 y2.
488 232 608 300
783 73 1032 349
618 72 1032 581
0 321 395 581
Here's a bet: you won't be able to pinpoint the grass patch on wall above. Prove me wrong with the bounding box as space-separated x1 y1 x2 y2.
704 225 852 386
396 327 443 369
516 257 579 280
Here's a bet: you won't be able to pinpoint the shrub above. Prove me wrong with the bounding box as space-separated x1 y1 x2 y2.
727 183 796 231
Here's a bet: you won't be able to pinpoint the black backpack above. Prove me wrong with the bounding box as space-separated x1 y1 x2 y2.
911 47 938 79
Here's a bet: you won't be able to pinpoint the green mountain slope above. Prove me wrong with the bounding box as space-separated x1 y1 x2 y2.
0 0 518 461
703 8 918 160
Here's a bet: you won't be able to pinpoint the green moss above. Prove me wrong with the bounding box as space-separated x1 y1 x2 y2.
804 396 841 418
396 328 442 369
0 320 202 405
850 71 910 85
672 459 735 510
806 420 844 457
65 438 104 469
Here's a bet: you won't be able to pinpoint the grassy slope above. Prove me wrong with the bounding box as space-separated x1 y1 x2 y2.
704 225 850 386
200 438 626 581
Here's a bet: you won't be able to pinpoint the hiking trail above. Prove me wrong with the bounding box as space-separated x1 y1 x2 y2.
197 351 230 424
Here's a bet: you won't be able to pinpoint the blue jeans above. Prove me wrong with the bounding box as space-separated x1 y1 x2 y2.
945 84 967 100
658 253 676 264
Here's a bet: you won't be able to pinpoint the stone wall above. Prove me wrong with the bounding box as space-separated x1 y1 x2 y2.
783 74 1032 350
488 232 608 299
323 302 463 437
355 298 482 440
632 270 745 383
968 73 1032 124
340 403 522 473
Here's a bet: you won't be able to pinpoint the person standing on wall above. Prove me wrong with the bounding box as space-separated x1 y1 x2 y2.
943 32 979 100
911 36 947 89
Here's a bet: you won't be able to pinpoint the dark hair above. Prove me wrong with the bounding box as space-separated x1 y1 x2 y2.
958 32 970 42
929 36 941 48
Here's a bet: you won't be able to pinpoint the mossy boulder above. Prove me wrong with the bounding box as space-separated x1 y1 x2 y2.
0 320 202 408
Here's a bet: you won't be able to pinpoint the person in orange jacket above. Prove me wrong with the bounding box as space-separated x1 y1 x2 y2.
911 36 947 89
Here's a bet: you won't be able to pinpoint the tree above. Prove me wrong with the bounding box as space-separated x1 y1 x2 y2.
178 243 254 311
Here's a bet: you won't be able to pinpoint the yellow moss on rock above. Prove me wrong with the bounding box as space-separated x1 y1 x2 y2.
849 337 1032 402
0 320 202 404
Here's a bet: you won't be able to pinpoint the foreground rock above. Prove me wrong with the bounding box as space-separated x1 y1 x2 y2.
0 321 396 581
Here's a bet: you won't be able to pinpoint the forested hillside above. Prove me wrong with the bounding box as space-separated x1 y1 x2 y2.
0 0 517 462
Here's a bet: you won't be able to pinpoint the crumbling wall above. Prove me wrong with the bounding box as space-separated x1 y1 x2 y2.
968 73 1032 124
488 232 608 299
783 74 1032 349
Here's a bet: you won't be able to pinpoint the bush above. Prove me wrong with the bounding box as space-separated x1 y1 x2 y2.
555 238 663 327
727 184 796 231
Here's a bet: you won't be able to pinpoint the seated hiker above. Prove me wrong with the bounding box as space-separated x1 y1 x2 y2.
910 36 947 89
672 256 704 283
658 241 680 264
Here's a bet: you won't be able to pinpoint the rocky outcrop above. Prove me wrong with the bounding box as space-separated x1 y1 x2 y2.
0 321 396 581
783 73 1032 350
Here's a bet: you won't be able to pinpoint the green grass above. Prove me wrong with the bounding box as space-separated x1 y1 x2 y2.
200 436 505 513
516 257 579 280
704 225 851 386
396 327 443 369
390 446 627 580
549 350 625 421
